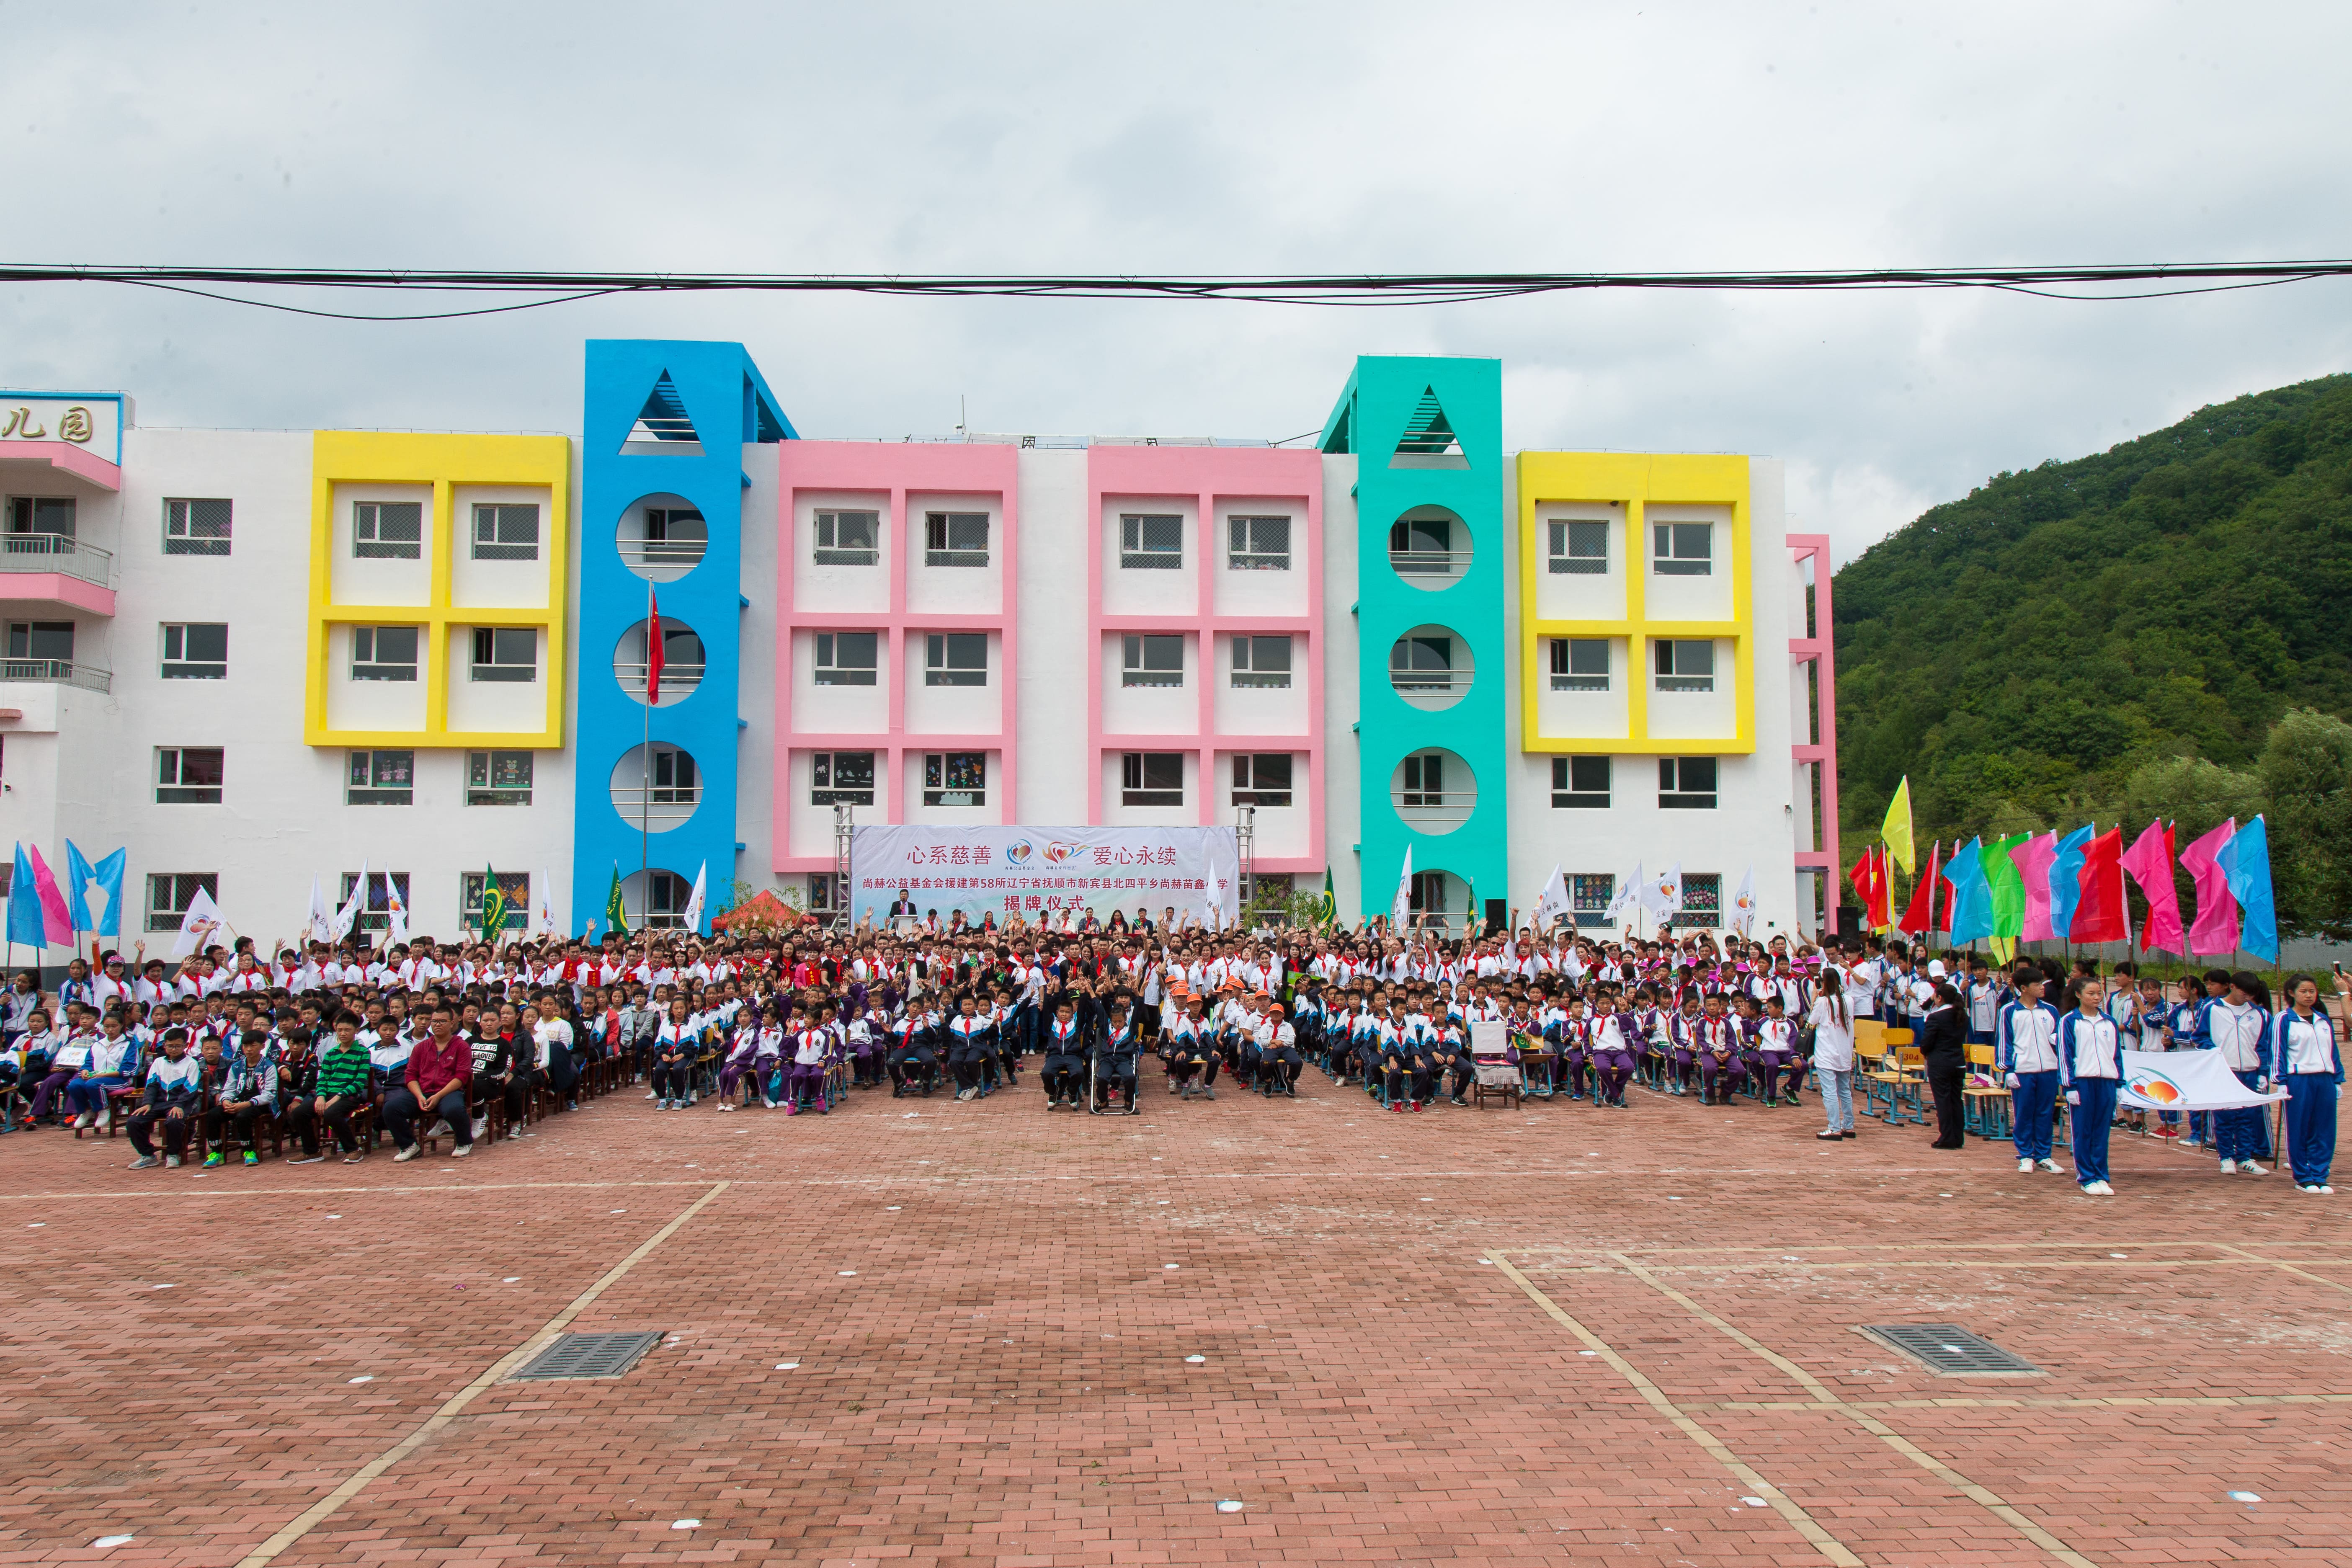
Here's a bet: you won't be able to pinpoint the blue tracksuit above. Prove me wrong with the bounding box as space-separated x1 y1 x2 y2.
2058 1010 2123 1186
2271 1007 2344 1187
2202 1000 2273 1163
1995 999 2063 1161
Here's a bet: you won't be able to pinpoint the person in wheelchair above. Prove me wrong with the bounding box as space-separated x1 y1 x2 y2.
1253 1001 1302 1097
1089 999 1142 1114
887 1001 941 1097
1431 1015 1475 1106
946 993 995 1101
1041 997 1087 1109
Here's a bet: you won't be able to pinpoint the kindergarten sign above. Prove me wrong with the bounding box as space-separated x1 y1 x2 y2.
850 825 1240 927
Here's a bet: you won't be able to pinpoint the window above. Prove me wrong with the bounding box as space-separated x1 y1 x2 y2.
808 873 844 913
650 748 699 804
146 872 217 933
1121 752 1185 807
639 869 690 928
471 503 540 562
812 750 876 807
156 746 224 804
164 498 232 557
351 626 419 682
1659 756 1719 810
160 623 227 680
924 510 988 567
1230 634 1292 688
1389 634 1453 692
1231 753 1292 807
923 751 985 807
1678 872 1723 928
639 506 706 568
924 633 988 686
337 871 410 933
1571 874 1615 928
814 632 879 686
462 871 529 932
1388 513 1453 573
815 509 879 566
7 621 74 665
1653 639 1715 692
1549 638 1609 691
346 749 415 806
467 750 534 805
353 500 423 560
1653 520 1713 576
1228 514 1291 570
6 496 75 539
1550 755 1611 808
1547 519 1607 575
1399 751 1444 807
1119 513 1183 570
1121 633 1184 688
471 627 538 682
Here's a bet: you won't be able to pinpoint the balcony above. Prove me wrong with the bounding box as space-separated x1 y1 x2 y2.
0 533 110 586
0 658 111 693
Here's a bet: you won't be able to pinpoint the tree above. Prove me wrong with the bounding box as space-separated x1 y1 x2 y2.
2259 708 2352 940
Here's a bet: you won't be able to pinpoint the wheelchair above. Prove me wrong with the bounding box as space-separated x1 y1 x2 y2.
1087 1054 1141 1115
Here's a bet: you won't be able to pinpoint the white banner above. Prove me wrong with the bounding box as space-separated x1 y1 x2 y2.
2118 1048 2288 1112
851 825 1239 928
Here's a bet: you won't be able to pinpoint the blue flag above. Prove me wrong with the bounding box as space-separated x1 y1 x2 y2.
2048 824 2096 941
1940 835 1994 944
64 841 127 940
2215 815 2278 962
6 843 44 948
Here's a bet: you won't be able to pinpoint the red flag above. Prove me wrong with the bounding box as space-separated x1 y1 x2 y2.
1935 840 1955 934
1849 847 1878 926
1899 841 1940 935
645 584 664 706
2071 826 2128 944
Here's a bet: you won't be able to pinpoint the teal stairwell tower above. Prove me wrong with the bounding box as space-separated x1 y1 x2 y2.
1323 357 1507 931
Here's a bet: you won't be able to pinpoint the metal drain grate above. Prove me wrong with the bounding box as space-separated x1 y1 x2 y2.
509 1331 666 1381
1865 1324 2040 1375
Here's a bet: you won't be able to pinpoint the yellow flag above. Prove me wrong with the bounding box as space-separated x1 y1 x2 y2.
1880 777 1915 876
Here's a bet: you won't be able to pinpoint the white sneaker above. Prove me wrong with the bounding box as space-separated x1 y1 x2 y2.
645 1091 659 1101
428 1119 452 1138
2219 1158 2237 1174
2322 1185 2337 1194
472 1120 487 1141
2241 1160 2268 1175
2087 1180 2113 1195
395 1146 421 1162
2018 1158 2033 1173
75 1111 95 1129
449 1143 471 1158
2036 1158 2061 1173
2301 1184 2322 1194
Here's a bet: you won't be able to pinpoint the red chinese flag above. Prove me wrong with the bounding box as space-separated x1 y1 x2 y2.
646 585 664 706
1899 841 1940 935
2070 826 2128 944
1849 847 1877 921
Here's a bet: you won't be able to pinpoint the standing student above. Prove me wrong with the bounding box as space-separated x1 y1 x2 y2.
2273 975 2343 1194
2206 972 2272 1176
1810 978 1858 1142
1995 968 2063 1174
1919 982 1968 1150
2059 979 2123 1195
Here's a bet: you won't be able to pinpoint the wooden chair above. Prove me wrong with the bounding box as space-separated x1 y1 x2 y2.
1470 1059 1522 1109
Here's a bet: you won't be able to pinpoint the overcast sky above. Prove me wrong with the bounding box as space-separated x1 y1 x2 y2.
4 0 2348 565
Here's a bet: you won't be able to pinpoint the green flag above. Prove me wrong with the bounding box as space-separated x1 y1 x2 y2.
479 865 508 940
1981 833 2030 949
605 864 629 939
1315 867 1337 927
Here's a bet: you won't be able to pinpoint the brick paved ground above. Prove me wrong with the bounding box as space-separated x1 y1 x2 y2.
2 1076 2346 1567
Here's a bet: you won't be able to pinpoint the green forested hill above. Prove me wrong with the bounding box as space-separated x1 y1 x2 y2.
1832 372 2352 935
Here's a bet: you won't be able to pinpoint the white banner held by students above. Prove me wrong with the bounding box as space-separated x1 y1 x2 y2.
2118 1049 2289 1112
331 861 368 942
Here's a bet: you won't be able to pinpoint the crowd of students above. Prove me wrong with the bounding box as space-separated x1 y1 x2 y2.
0 909 2339 1199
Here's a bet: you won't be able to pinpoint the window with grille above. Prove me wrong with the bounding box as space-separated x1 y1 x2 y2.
467 750 534 806
808 873 844 913
1122 634 1184 687
924 633 987 687
1549 638 1608 691
156 746 223 804
351 626 419 682
338 871 410 932
160 623 227 680
1571 874 1615 928
462 871 529 931
1231 753 1292 807
1547 518 1607 575
1551 755 1611 808
164 498 232 556
1678 872 1723 928
1652 520 1712 576
1659 756 1719 810
814 632 879 686
353 500 423 560
346 749 414 806
923 751 985 807
471 627 538 682
469 503 539 562
1120 513 1182 570
815 509 879 566
1227 514 1290 570
6 496 75 540
812 750 876 807
1653 639 1715 692
924 511 988 567
1400 751 1444 807
1121 752 1184 807
146 872 217 933
1231 634 1291 688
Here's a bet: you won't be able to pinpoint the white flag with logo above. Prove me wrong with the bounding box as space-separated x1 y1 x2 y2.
1606 861 1643 924
1533 864 1571 930
533 869 559 936
1644 862 1684 920
1730 864 1757 937
169 886 224 960
304 876 333 944
330 861 368 943
1390 843 1415 927
384 876 408 946
682 860 708 931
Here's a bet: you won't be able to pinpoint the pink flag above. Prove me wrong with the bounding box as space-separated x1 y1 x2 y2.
2010 832 2059 942
2179 819 2240 956
2121 820 2184 955
26 843 72 944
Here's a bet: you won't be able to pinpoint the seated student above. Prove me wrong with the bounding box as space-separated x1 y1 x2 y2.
273 1029 325 1163
1256 1003 1304 1099
126 1028 203 1169
1089 1001 1142 1114
1750 994 1798 1107
21 1010 71 1125
1040 998 1088 1109
383 1005 475 1162
1692 993 1745 1107
887 1003 939 1098
1166 995 1220 1099
204 1032 281 1167
487 1011 541 1127
312 1015 374 1162
649 999 700 1111
64 1014 139 1130
946 994 995 1102
1589 995 1641 1109
715 1007 766 1110
784 1003 834 1114
1664 992 1705 1099
1431 1013 1474 1106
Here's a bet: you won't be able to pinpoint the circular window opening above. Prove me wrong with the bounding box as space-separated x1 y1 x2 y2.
619 868 695 929
610 743 701 833
1390 748 1474 835
1403 869 1475 934
614 618 705 707
1388 625 1473 712
617 493 708 583
1388 505 1470 589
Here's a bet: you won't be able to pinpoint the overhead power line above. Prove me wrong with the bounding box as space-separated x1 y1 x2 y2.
2 260 2346 322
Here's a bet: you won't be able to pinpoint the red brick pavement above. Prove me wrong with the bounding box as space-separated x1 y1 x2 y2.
0 1078 2344 1566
